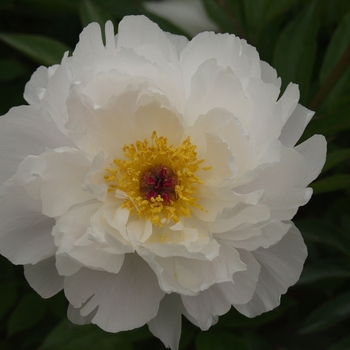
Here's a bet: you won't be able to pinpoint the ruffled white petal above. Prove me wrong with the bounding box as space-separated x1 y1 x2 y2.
117 15 182 68
53 201 125 276
148 294 183 350
141 244 246 295
64 253 165 332
234 224 307 317
218 250 260 304
24 65 59 105
181 31 261 92
184 58 252 127
24 256 64 298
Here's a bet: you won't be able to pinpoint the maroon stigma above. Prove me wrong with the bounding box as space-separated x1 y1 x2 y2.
140 166 178 204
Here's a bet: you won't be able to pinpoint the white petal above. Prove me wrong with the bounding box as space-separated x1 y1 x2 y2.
53 201 125 276
181 31 261 92
141 244 246 295
0 176 56 265
218 250 260 305
24 256 64 298
260 61 281 88
73 22 106 60
105 21 116 53
0 105 73 185
186 109 254 178
279 103 314 147
142 219 220 260
184 59 252 126
277 83 300 124
29 148 94 217
245 77 282 147
24 65 59 105
223 221 291 251
64 253 165 332
148 294 183 350
181 284 231 330
236 146 310 220
234 224 307 317
295 134 327 187
117 15 181 68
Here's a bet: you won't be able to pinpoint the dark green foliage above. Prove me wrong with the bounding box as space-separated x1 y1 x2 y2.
0 0 349 349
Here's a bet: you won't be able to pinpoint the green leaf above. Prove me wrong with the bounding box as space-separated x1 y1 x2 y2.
298 259 350 285
0 0 13 10
80 0 114 36
42 320 133 350
323 148 350 172
0 59 28 81
320 11 350 83
302 105 350 139
0 33 71 66
195 329 249 350
299 292 350 334
243 0 294 42
7 292 46 336
311 174 350 194
297 220 350 256
273 2 319 104
0 284 17 320
330 335 350 350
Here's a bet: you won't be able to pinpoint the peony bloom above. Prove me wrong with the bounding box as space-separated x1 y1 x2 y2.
0 16 326 350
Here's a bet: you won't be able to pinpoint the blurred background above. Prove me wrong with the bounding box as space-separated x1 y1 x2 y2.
0 0 349 349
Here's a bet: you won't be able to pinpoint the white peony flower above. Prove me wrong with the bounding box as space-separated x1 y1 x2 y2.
0 16 326 350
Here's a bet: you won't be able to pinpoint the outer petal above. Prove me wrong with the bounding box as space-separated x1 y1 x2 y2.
0 105 73 185
64 253 165 332
279 103 314 147
295 134 327 187
0 176 56 265
234 224 307 317
181 284 231 330
148 294 184 350
181 250 260 330
24 256 64 298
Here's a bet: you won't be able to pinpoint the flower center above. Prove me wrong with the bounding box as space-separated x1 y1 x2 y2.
140 165 178 204
105 131 211 227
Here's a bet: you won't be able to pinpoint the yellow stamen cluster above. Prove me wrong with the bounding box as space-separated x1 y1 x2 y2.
105 131 210 226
